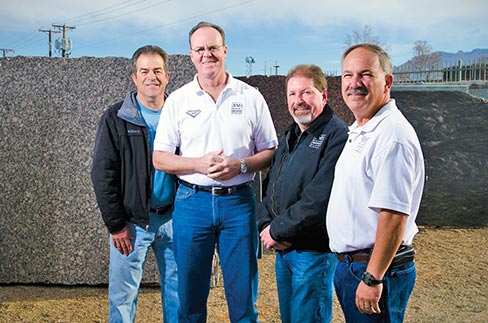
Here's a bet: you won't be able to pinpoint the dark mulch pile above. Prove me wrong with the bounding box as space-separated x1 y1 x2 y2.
239 75 488 227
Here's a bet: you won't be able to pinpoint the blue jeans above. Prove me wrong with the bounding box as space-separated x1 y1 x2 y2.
108 213 178 323
334 258 416 323
172 184 259 323
275 250 337 323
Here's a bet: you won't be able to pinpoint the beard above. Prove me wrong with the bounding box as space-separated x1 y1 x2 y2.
292 104 313 125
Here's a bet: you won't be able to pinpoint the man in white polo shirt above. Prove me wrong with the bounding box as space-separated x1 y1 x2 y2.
153 21 277 323
326 44 425 323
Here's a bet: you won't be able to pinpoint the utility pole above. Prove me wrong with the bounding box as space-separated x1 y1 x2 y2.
39 29 61 57
2 48 14 58
273 61 280 75
52 24 76 58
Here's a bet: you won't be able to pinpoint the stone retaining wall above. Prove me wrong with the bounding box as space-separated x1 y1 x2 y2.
0 56 195 285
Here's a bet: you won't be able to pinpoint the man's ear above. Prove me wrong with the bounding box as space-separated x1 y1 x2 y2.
385 73 394 92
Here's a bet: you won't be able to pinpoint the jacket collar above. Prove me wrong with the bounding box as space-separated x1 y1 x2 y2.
117 90 167 126
117 90 144 126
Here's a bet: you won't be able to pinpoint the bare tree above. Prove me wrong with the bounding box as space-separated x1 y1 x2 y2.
408 40 442 81
345 25 387 49
411 40 441 70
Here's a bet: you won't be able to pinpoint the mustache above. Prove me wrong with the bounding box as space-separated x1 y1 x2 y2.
345 87 368 96
293 103 311 110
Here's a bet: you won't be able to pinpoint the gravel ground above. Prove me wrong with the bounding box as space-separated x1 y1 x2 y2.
0 227 486 323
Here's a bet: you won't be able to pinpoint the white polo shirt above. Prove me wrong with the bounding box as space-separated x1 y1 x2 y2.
326 100 425 253
154 73 278 186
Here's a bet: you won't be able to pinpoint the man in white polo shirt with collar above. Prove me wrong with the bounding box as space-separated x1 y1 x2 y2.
326 44 425 323
153 21 277 323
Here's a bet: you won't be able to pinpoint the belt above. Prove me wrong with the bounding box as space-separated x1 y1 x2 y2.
336 245 415 269
336 252 371 263
150 204 173 215
179 180 250 196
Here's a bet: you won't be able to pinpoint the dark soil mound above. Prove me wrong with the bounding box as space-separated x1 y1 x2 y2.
239 75 488 227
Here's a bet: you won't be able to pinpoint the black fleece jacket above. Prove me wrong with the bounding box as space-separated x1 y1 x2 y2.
257 105 348 252
91 91 173 233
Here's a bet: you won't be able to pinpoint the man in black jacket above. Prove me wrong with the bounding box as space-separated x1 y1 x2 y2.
257 64 348 323
91 45 178 323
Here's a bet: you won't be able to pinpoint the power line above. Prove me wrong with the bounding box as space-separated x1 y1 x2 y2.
53 0 158 26
54 0 142 24
38 29 61 57
5 0 258 57
72 0 172 27
52 24 76 58
76 0 258 51
5 0 170 56
6 30 42 49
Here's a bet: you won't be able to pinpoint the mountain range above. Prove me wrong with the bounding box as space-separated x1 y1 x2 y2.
398 48 488 68
436 48 488 64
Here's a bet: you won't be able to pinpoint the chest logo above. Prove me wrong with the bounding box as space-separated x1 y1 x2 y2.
231 102 243 115
185 109 201 118
355 135 369 153
309 134 327 149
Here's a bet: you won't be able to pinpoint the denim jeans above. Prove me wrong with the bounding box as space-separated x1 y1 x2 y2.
334 258 416 323
275 250 337 323
108 213 178 323
172 184 259 323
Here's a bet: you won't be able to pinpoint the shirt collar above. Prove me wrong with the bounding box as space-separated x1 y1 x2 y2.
349 99 397 134
191 71 234 96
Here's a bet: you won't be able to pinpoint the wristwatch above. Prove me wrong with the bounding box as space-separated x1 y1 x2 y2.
239 159 248 174
362 272 383 286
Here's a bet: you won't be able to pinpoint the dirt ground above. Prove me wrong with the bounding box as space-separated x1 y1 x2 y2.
0 227 486 323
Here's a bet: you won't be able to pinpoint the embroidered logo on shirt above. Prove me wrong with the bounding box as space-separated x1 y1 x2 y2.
231 102 243 115
355 135 369 153
309 134 327 149
185 109 201 118
127 129 141 135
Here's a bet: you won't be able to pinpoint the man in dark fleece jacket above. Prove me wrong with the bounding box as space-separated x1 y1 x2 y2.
91 45 178 323
257 64 348 323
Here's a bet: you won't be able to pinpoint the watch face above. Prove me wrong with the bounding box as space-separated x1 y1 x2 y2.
240 159 247 174
362 272 383 286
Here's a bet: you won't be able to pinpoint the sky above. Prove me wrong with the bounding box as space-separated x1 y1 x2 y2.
1 0 486 76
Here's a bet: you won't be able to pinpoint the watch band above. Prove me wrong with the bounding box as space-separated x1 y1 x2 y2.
362 271 383 286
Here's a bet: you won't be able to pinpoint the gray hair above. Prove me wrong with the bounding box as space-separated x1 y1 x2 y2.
342 43 393 74
131 45 169 73
188 21 226 47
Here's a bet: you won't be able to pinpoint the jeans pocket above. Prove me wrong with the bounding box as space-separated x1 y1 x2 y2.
175 186 192 201
387 261 416 278
347 261 367 283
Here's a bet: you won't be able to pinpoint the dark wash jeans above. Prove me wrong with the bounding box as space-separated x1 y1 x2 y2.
172 183 259 323
334 258 416 323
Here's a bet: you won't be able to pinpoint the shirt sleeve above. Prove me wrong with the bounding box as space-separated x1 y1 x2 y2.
253 92 278 151
368 141 417 215
154 94 179 153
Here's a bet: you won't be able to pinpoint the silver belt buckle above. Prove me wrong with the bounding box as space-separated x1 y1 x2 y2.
211 187 232 195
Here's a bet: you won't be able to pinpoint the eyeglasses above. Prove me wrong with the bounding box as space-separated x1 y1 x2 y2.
191 45 224 56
